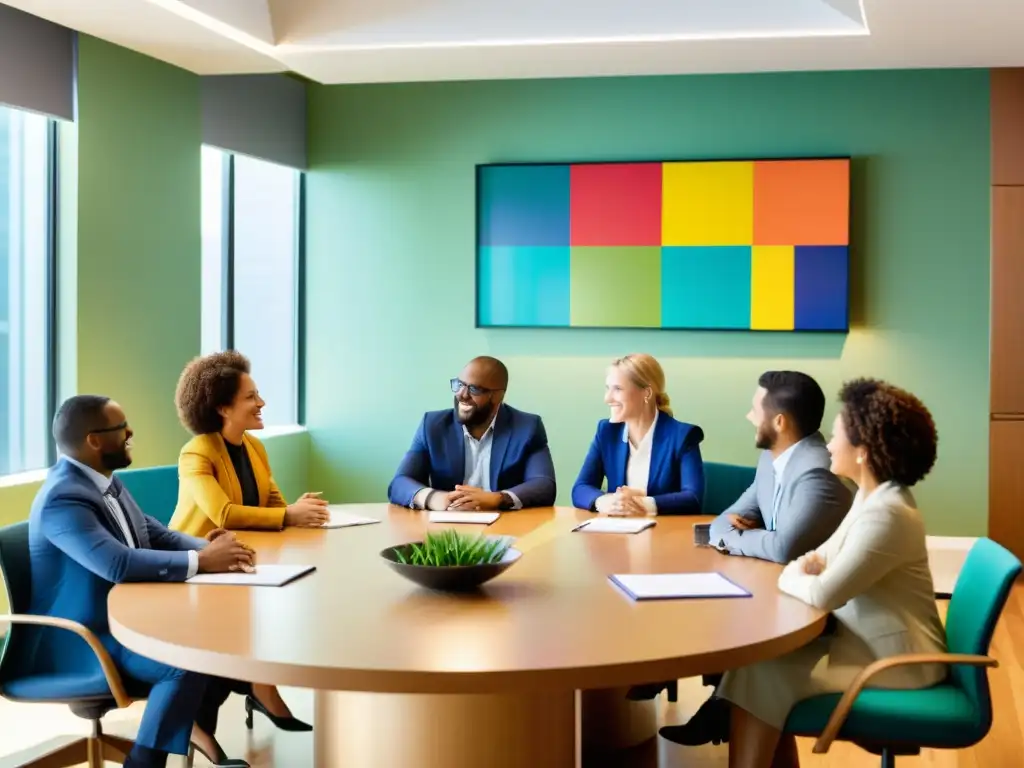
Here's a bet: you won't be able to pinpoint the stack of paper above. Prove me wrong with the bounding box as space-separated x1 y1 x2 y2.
428 511 500 525
186 564 316 587
609 572 751 601
573 517 656 534
323 508 382 529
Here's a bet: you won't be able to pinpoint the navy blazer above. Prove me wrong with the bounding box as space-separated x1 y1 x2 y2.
571 413 705 515
25 458 206 676
388 405 557 509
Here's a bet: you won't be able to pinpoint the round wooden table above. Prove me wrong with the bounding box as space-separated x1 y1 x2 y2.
108 505 826 768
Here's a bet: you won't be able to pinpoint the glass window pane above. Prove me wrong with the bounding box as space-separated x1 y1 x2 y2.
0 105 52 475
201 145 226 355
232 155 298 427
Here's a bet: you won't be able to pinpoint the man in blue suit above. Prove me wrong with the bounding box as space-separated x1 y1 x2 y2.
27 395 255 768
388 357 556 511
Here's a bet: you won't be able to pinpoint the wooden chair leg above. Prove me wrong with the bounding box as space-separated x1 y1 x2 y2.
666 680 678 702
85 737 104 768
101 734 133 762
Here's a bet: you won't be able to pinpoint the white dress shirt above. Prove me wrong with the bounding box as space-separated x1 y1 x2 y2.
768 437 805 530
65 456 199 578
595 411 659 516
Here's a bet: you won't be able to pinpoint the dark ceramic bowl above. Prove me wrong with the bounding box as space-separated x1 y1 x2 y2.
380 543 522 591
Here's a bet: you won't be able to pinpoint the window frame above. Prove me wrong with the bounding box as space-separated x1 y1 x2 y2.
0 106 59 477
204 150 306 427
44 118 58 466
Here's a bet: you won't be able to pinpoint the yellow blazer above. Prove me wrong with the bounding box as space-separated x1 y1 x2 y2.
169 432 288 538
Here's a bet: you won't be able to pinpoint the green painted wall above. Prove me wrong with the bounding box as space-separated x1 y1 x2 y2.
72 35 201 467
305 69 991 536
262 431 311 502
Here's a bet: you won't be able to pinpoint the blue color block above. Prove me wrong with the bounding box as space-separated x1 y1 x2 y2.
794 246 849 330
478 246 570 327
478 165 571 246
661 246 752 329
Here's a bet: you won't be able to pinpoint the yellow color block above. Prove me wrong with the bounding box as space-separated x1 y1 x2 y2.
751 246 795 330
662 161 754 245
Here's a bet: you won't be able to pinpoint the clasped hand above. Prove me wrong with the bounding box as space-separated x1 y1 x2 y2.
599 487 649 516
284 491 330 527
438 485 502 511
199 528 257 574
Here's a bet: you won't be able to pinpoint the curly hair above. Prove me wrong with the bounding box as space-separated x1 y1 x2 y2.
838 378 938 487
175 351 251 435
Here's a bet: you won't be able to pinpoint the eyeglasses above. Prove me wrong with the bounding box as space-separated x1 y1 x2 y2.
450 378 503 397
90 421 128 434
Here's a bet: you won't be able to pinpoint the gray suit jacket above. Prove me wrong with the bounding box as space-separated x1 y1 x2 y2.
708 433 852 563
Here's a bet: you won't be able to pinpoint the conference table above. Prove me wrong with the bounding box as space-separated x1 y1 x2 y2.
108 505 827 768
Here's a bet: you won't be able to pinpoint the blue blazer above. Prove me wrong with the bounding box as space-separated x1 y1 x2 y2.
571 413 705 515
25 458 206 677
388 405 557 509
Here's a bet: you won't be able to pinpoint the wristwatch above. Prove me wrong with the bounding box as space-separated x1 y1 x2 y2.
498 492 515 510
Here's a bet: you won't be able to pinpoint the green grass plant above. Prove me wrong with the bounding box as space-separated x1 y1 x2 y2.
394 530 512 567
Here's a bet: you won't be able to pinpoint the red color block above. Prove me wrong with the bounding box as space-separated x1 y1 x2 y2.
570 163 663 246
753 159 850 246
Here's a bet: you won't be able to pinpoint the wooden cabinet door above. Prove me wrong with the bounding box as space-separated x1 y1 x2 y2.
991 187 1024 415
990 419 1024 562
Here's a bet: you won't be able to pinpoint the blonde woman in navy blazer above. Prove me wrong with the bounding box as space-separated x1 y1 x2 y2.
572 354 705 515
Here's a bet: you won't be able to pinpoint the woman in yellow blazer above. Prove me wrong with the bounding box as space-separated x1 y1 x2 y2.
170 351 328 538
170 350 328 735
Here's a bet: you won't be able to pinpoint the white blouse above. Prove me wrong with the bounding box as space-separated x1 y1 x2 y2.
595 411 659 515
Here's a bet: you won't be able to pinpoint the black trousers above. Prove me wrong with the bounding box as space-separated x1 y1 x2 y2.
196 677 253 735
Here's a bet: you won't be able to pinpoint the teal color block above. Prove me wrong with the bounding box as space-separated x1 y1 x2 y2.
661 246 752 328
478 246 570 326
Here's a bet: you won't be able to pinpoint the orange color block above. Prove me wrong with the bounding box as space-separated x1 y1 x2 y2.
753 159 849 246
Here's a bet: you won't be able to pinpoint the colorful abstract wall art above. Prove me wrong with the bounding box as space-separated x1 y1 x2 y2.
476 158 850 331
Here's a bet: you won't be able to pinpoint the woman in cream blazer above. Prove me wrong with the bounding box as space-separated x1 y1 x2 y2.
169 351 329 737
710 379 947 767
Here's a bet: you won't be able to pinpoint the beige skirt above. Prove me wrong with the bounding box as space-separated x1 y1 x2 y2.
715 638 861 730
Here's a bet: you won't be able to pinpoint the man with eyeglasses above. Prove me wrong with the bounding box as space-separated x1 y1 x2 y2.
25 395 255 767
388 356 557 511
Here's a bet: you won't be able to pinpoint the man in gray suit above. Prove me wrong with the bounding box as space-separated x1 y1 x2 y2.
653 371 853 747
707 369 853 563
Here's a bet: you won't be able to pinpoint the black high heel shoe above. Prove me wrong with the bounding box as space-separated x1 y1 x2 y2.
244 694 313 732
188 740 250 767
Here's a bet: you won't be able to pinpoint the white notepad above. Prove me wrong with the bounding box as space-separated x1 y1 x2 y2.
323 508 382 529
609 572 751 600
186 564 315 587
573 517 656 534
428 511 500 525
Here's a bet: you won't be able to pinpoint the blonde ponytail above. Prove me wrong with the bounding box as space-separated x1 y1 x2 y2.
612 353 672 416
654 391 673 417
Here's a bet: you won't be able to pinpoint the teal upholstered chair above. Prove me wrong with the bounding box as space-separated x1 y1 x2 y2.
702 461 756 516
116 465 179 525
0 522 137 767
784 537 1021 767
